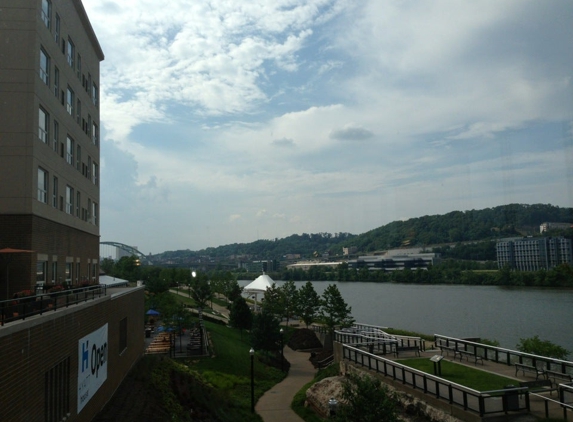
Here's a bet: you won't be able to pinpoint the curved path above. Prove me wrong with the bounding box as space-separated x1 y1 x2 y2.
256 346 317 422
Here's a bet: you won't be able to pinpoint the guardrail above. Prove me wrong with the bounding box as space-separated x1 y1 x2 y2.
0 285 107 326
435 334 573 375
343 344 530 417
335 326 426 353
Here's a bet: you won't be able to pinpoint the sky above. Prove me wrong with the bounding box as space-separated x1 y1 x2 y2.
82 0 573 255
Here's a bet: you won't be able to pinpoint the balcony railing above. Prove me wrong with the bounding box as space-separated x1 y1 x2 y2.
0 285 107 326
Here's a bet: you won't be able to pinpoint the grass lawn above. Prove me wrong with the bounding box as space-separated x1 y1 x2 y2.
396 358 516 391
185 320 286 420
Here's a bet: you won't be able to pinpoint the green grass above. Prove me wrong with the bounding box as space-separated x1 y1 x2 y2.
186 320 287 420
396 358 515 391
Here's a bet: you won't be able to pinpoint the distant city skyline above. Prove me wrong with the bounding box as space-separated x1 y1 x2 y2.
82 0 573 255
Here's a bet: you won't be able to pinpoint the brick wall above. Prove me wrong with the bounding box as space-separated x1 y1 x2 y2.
0 287 144 422
0 215 99 299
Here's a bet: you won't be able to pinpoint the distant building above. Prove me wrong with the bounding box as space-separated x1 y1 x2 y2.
496 237 573 271
286 261 344 271
347 253 440 272
342 247 357 256
539 222 572 233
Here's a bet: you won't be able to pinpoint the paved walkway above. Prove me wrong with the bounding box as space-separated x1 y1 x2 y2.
256 346 317 422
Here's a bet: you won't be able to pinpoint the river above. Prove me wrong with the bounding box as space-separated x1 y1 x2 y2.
240 280 573 357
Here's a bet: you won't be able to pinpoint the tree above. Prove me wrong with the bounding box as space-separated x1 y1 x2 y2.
251 310 282 354
320 284 354 332
262 283 284 318
516 335 569 360
191 274 212 309
229 296 252 338
296 281 321 327
281 280 298 326
334 372 399 422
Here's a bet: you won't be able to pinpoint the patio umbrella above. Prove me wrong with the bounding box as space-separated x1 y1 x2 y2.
0 248 35 299
146 309 160 316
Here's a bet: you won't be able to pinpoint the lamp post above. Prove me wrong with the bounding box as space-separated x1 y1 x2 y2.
279 328 284 371
328 397 338 417
250 348 255 413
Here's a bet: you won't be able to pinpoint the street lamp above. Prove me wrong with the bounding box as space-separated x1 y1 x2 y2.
189 270 196 298
279 328 284 371
250 348 255 413
328 397 338 417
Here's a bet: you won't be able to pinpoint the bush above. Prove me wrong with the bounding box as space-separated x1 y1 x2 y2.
516 335 569 360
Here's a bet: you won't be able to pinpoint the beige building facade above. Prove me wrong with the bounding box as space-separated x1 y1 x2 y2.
0 0 103 298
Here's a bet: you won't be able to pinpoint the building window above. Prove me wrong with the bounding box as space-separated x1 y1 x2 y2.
53 120 59 152
92 162 99 186
39 107 49 143
52 176 58 208
76 99 81 125
45 357 70 422
77 54 82 79
92 122 99 147
54 66 59 98
66 136 74 165
92 202 98 226
76 262 80 283
92 82 99 108
41 0 51 29
65 185 74 214
40 48 50 86
65 262 72 283
76 191 81 217
87 156 92 180
38 168 48 203
66 37 75 68
66 86 74 116
119 317 128 354
51 261 57 283
76 144 81 171
54 13 60 43
36 261 47 283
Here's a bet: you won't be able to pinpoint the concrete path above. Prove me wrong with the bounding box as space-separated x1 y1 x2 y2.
256 346 317 422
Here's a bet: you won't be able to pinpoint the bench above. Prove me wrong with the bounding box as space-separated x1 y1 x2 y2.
519 379 555 395
515 363 544 379
438 344 457 356
455 349 484 365
394 345 420 357
544 370 573 384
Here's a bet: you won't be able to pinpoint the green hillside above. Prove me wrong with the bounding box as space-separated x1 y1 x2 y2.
152 203 572 262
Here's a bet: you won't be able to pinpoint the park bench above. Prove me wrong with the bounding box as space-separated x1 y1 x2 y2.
515 363 544 379
438 344 457 356
394 345 421 357
519 379 555 395
544 370 573 384
455 349 484 365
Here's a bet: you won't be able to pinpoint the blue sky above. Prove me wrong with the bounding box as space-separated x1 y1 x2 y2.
82 0 573 255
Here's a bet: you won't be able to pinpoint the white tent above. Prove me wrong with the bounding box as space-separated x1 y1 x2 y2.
243 274 274 311
98 275 129 288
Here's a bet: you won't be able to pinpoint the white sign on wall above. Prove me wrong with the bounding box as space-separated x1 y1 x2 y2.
77 323 108 413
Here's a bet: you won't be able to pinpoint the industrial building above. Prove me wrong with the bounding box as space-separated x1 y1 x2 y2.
496 237 573 271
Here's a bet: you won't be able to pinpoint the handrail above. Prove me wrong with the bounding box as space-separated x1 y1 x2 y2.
343 344 529 416
0 285 107 326
435 334 573 375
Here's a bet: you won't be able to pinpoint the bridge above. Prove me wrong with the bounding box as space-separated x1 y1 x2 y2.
99 241 153 265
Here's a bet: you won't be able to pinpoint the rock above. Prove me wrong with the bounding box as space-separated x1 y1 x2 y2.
305 376 344 418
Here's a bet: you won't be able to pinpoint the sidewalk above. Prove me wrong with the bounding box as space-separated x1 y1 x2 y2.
256 346 317 422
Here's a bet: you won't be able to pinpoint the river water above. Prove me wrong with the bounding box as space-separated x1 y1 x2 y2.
240 280 573 357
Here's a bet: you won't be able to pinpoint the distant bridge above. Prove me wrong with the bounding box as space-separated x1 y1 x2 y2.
99 241 153 265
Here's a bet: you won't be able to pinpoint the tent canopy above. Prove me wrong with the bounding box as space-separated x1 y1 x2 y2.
243 274 274 293
146 309 160 316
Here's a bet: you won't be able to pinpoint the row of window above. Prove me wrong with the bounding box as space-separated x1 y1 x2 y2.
37 167 99 226
38 106 99 185
36 258 98 284
39 49 100 148
40 1 99 108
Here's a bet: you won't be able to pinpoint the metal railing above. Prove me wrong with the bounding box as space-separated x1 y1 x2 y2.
343 344 530 416
0 285 107 326
435 334 573 375
335 325 426 353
